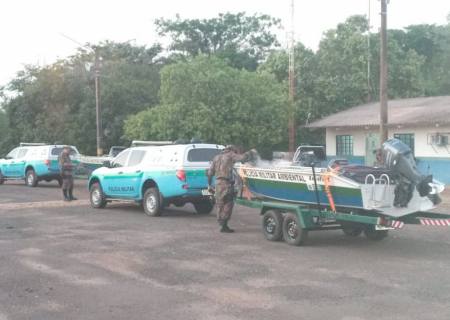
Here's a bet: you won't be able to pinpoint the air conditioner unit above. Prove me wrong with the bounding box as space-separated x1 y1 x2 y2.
431 134 448 146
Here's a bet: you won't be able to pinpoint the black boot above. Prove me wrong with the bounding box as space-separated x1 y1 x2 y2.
68 188 77 201
220 221 234 233
63 189 70 201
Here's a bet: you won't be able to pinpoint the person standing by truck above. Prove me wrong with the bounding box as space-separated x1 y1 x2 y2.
58 146 77 201
207 145 257 233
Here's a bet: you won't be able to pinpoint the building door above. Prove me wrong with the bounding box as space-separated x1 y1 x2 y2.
365 133 380 166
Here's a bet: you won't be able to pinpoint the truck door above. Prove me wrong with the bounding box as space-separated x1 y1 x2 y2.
119 149 146 198
2 148 19 177
102 149 132 198
8 148 28 177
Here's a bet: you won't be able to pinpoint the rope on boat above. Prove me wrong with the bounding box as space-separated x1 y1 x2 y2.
323 171 337 213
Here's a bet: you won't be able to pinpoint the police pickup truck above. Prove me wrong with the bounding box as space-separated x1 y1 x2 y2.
88 143 223 216
0 143 80 187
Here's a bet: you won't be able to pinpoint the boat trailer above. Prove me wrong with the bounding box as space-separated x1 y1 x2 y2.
236 197 450 246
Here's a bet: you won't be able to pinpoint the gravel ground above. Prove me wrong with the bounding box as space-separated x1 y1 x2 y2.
0 180 450 320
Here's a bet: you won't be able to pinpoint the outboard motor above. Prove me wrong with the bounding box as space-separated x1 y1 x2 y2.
382 138 440 207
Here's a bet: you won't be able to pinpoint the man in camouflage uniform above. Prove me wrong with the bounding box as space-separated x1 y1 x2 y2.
208 145 257 233
58 146 77 201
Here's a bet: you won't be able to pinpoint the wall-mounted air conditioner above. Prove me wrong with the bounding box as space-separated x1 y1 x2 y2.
430 134 449 146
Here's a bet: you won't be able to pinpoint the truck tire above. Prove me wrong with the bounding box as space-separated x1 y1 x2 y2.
282 212 308 246
262 210 283 241
90 182 107 209
25 169 38 187
364 226 388 241
143 187 162 216
193 200 214 214
0 170 4 185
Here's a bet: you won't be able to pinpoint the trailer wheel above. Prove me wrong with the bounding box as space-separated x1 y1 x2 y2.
342 227 363 237
262 210 283 241
341 223 363 237
364 226 388 241
282 212 308 246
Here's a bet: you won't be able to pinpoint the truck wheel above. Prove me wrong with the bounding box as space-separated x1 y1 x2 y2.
193 200 214 214
262 210 283 241
90 182 107 209
282 212 308 246
364 226 388 241
0 170 4 185
25 169 38 187
143 187 162 216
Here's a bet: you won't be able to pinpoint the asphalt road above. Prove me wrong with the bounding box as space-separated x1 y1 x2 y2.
1 180 450 320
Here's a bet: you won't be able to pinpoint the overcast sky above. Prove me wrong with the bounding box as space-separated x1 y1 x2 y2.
1 0 449 87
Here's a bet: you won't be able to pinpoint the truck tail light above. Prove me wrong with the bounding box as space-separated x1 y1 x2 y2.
176 169 186 182
44 159 51 167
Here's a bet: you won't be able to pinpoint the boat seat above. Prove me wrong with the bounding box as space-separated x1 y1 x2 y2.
336 165 394 184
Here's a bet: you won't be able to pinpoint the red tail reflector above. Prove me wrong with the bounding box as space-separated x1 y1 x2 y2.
44 159 51 167
176 169 186 182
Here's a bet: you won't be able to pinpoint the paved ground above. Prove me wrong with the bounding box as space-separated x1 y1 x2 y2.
1 180 450 320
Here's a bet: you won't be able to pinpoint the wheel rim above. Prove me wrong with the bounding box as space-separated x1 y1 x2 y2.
92 188 101 205
287 220 298 239
264 217 276 234
27 173 34 185
146 194 157 212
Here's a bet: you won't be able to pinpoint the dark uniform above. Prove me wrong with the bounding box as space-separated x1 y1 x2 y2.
208 146 256 233
58 147 76 201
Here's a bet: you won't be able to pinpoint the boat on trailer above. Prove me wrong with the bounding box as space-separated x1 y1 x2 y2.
237 139 445 218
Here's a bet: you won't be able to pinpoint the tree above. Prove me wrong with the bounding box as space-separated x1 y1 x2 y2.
124 55 288 156
155 12 281 70
1 41 163 155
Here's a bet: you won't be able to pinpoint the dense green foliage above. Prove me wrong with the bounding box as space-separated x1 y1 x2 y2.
1 12 449 156
156 12 281 70
124 56 287 157
1 43 162 155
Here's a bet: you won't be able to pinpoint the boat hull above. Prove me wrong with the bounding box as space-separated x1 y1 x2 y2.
237 165 443 218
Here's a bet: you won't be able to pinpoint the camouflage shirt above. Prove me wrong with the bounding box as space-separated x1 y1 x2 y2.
58 152 73 176
208 150 250 184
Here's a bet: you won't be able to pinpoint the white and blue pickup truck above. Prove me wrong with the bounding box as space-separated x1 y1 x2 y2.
88 143 223 216
0 144 80 187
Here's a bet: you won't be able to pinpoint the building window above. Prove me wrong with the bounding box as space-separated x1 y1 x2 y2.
394 133 415 155
336 135 353 156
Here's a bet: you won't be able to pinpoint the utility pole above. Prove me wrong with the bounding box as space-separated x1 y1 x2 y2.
379 0 389 145
60 33 104 155
94 47 103 156
288 0 296 154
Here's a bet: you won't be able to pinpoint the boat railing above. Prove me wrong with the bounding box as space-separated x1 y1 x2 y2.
365 173 392 208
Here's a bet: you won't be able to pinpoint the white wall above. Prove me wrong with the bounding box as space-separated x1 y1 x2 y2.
325 125 450 158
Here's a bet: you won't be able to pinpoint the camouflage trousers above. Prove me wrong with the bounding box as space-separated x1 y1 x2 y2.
61 174 74 190
214 180 235 225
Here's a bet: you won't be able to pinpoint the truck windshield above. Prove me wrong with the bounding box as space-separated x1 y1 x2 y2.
187 148 220 162
51 147 78 156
